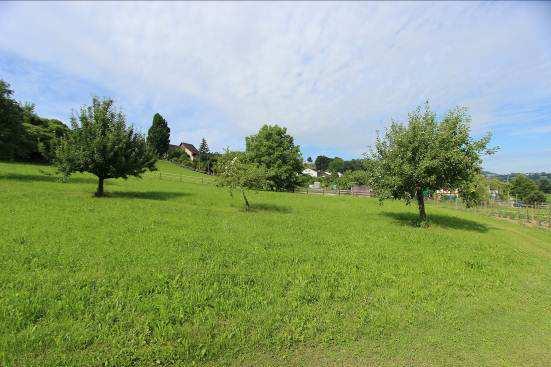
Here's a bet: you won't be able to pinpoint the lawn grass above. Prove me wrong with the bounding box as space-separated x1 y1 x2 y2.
1 161 550 366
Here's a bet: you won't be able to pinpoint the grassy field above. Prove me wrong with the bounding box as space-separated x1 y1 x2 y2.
1 161 550 366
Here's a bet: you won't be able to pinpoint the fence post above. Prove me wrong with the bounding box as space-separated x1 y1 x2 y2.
159 172 162 180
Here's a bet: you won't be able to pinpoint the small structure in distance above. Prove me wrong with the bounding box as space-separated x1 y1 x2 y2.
169 142 199 161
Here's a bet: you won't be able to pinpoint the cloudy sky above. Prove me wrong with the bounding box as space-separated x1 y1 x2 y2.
1 1 550 173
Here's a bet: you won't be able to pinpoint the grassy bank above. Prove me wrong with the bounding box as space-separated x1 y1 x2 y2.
1 161 550 366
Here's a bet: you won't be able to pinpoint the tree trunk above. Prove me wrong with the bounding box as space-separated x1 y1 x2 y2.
242 189 250 211
416 188 427 222
95 177 105 197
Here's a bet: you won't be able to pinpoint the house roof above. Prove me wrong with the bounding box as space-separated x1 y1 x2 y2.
180 142 199 155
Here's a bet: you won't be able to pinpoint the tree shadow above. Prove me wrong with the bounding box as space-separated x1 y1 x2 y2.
248 203 292 213
0 173 97 184
382 211 489 233
108 191 190 201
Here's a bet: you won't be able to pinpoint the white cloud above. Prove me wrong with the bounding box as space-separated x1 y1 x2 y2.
1 1 550 170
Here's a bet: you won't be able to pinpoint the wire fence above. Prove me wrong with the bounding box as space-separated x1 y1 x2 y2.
295 187 373 197
147 171 216 185
148 171 550 229
429 198 551 229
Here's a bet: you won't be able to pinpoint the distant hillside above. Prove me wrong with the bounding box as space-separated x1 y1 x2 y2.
483 171 551 182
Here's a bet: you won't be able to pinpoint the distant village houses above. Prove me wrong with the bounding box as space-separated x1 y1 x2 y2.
302 168 318 177
302 168 342 178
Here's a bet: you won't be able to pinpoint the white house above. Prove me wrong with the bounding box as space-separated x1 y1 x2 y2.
302 168 318 178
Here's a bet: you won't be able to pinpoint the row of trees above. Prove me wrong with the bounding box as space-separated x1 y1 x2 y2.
306 155 363 173
3 80 533 223
214 102 497 222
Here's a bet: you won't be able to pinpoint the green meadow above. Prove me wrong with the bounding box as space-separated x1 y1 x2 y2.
1 161 550 366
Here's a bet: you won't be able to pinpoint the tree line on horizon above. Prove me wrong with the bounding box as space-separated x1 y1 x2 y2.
1 78 548 222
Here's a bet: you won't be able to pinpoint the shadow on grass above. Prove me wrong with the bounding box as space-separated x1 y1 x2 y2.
0 173 97 184
108 191 189 201
382 211 489 233
248 203 293 213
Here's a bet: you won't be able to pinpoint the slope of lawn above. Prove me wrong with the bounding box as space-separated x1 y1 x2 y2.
1 161 550 366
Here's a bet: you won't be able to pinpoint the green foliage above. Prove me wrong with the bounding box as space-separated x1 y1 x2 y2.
487 178 510 201
21 103 69 162
328 157 344 173
509 174 539 201
1 160 551 366
314 155 331 171
343 158 365 172
198 138 210 162
55 97 157 196
215 150 270 209
196 138 213 173
167 146 184 160
538 178 551 194
169 149 193 169
245 124 303 191
0 80 25 160
367 102 493 221
147 113 171 156
337 170 371 189
296 172 315 187
509 174 546 205
459 174 489 207
0 79 69 162
525 190 546 205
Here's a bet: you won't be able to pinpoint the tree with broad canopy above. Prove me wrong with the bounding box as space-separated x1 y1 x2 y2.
366 102 495 223
245 124 303 191
55 97 157 196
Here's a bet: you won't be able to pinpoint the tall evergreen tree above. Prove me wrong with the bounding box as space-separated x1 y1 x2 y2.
55 97 157 196
147 113 170 156
198 138 210 162
197 137 211 173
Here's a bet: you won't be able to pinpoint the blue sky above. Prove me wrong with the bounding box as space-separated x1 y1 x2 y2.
1 2 550 173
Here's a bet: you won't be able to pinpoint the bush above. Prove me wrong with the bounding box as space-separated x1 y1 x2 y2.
525 190 546 205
